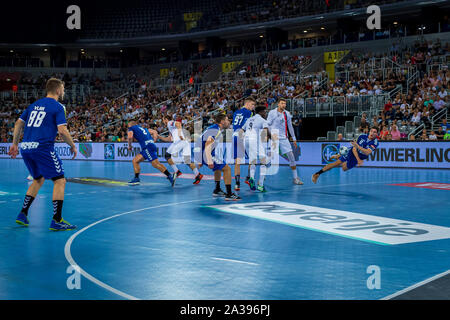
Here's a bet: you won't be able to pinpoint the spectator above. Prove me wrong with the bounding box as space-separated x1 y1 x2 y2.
436 126 445 140
292 110 301 140
390 124 401 140
429 130 438 140
337 133 343 141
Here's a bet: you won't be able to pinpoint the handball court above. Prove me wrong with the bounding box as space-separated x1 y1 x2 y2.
0 159 449 300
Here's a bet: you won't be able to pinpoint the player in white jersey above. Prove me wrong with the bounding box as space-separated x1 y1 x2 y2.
267 98 303 185
242 105 274 192
161 116 203 184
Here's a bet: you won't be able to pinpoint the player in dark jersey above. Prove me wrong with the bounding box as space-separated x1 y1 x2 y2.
232 96 255 191
8 78 77 231
312 127 379 184
127 120 177 186
196 113 241 201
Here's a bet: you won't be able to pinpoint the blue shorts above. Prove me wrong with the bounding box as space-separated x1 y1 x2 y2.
202 157 226 172
21 147 64 180
339 151 358 170
141 144 158 162
233 135 245 160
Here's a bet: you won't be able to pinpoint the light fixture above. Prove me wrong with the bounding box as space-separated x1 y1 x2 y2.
393 21 398 25
320 27 325 30
44 48 48 52
303 30 308 33
120 49 123 53
9 50 14 53
259 34 264 38
162 48 166 51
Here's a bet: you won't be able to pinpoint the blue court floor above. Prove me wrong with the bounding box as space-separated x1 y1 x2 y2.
0 158 449 300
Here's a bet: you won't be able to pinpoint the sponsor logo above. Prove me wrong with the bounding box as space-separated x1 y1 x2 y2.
104 144 115 160
321 143 340 164
20 142 40 150
0 145 10 155
54 146 72 158
79 143 93 159
208 201 450 245
389 182 450 190
368 147 450 163
117 144 141 158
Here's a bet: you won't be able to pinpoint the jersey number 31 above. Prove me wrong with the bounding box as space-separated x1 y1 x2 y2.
27 111 46 128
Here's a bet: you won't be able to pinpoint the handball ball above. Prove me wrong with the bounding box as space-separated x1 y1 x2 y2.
339 146 349 156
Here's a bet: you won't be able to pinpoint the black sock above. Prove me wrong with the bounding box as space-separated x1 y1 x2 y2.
135 172 140 179
226 184 232 196
235 175 240 186
52 200 63 222
215 181 221 192
163 170 171 177
315 169 324 175
21 195 35 216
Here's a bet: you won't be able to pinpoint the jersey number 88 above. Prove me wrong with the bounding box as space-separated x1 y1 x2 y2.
27 111 46 128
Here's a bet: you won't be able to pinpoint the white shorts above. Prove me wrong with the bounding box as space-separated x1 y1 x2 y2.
278 138 293 155
167 140 191 157
244 136 268 162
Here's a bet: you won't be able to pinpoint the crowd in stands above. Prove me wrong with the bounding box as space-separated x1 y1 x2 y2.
1 42 449 143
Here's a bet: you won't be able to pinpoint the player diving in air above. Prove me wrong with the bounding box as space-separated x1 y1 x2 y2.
160 116 203 184
127 120 177 186
242 105 275 192
196 113 241 201
312 127 379 183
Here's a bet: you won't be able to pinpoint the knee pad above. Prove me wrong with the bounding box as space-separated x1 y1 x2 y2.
164 152 172 161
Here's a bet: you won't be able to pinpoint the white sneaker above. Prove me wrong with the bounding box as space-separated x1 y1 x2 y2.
293 177 304 185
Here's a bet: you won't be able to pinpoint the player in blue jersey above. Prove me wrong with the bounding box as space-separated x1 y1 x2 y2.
196 113 241 201
127 120 177 186
312 127 379 184
8 78 77 231
232 96 255 191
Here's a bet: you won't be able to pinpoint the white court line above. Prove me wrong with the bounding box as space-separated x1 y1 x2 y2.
211 257 259 266
380 269 450 300
64 197 212 300
64 179 421 300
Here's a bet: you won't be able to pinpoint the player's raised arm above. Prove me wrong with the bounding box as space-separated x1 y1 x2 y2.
57 124 77 159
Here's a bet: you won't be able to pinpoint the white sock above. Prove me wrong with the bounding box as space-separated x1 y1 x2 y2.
292 168 298 179
171 163 179 172
193 168 199 175
250 165 256 179
259 165 267 185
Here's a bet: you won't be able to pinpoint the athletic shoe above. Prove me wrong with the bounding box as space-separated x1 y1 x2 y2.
311 174 319 184
257 185 267 192
176 170 182 177
168 173 177 187
234 184 240 191
15 212 29 227
225 193 242 201
244 176 250 186
293 177 304 185
213 189 226 197
193 173 204 185
247 178 256 190
49 219 76 231
128 177 140 185
26 175 33 181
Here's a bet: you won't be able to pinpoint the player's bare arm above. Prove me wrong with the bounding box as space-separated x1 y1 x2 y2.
8 118 25 158
58 124 77 159
127 131 134 150
204 137 215 169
